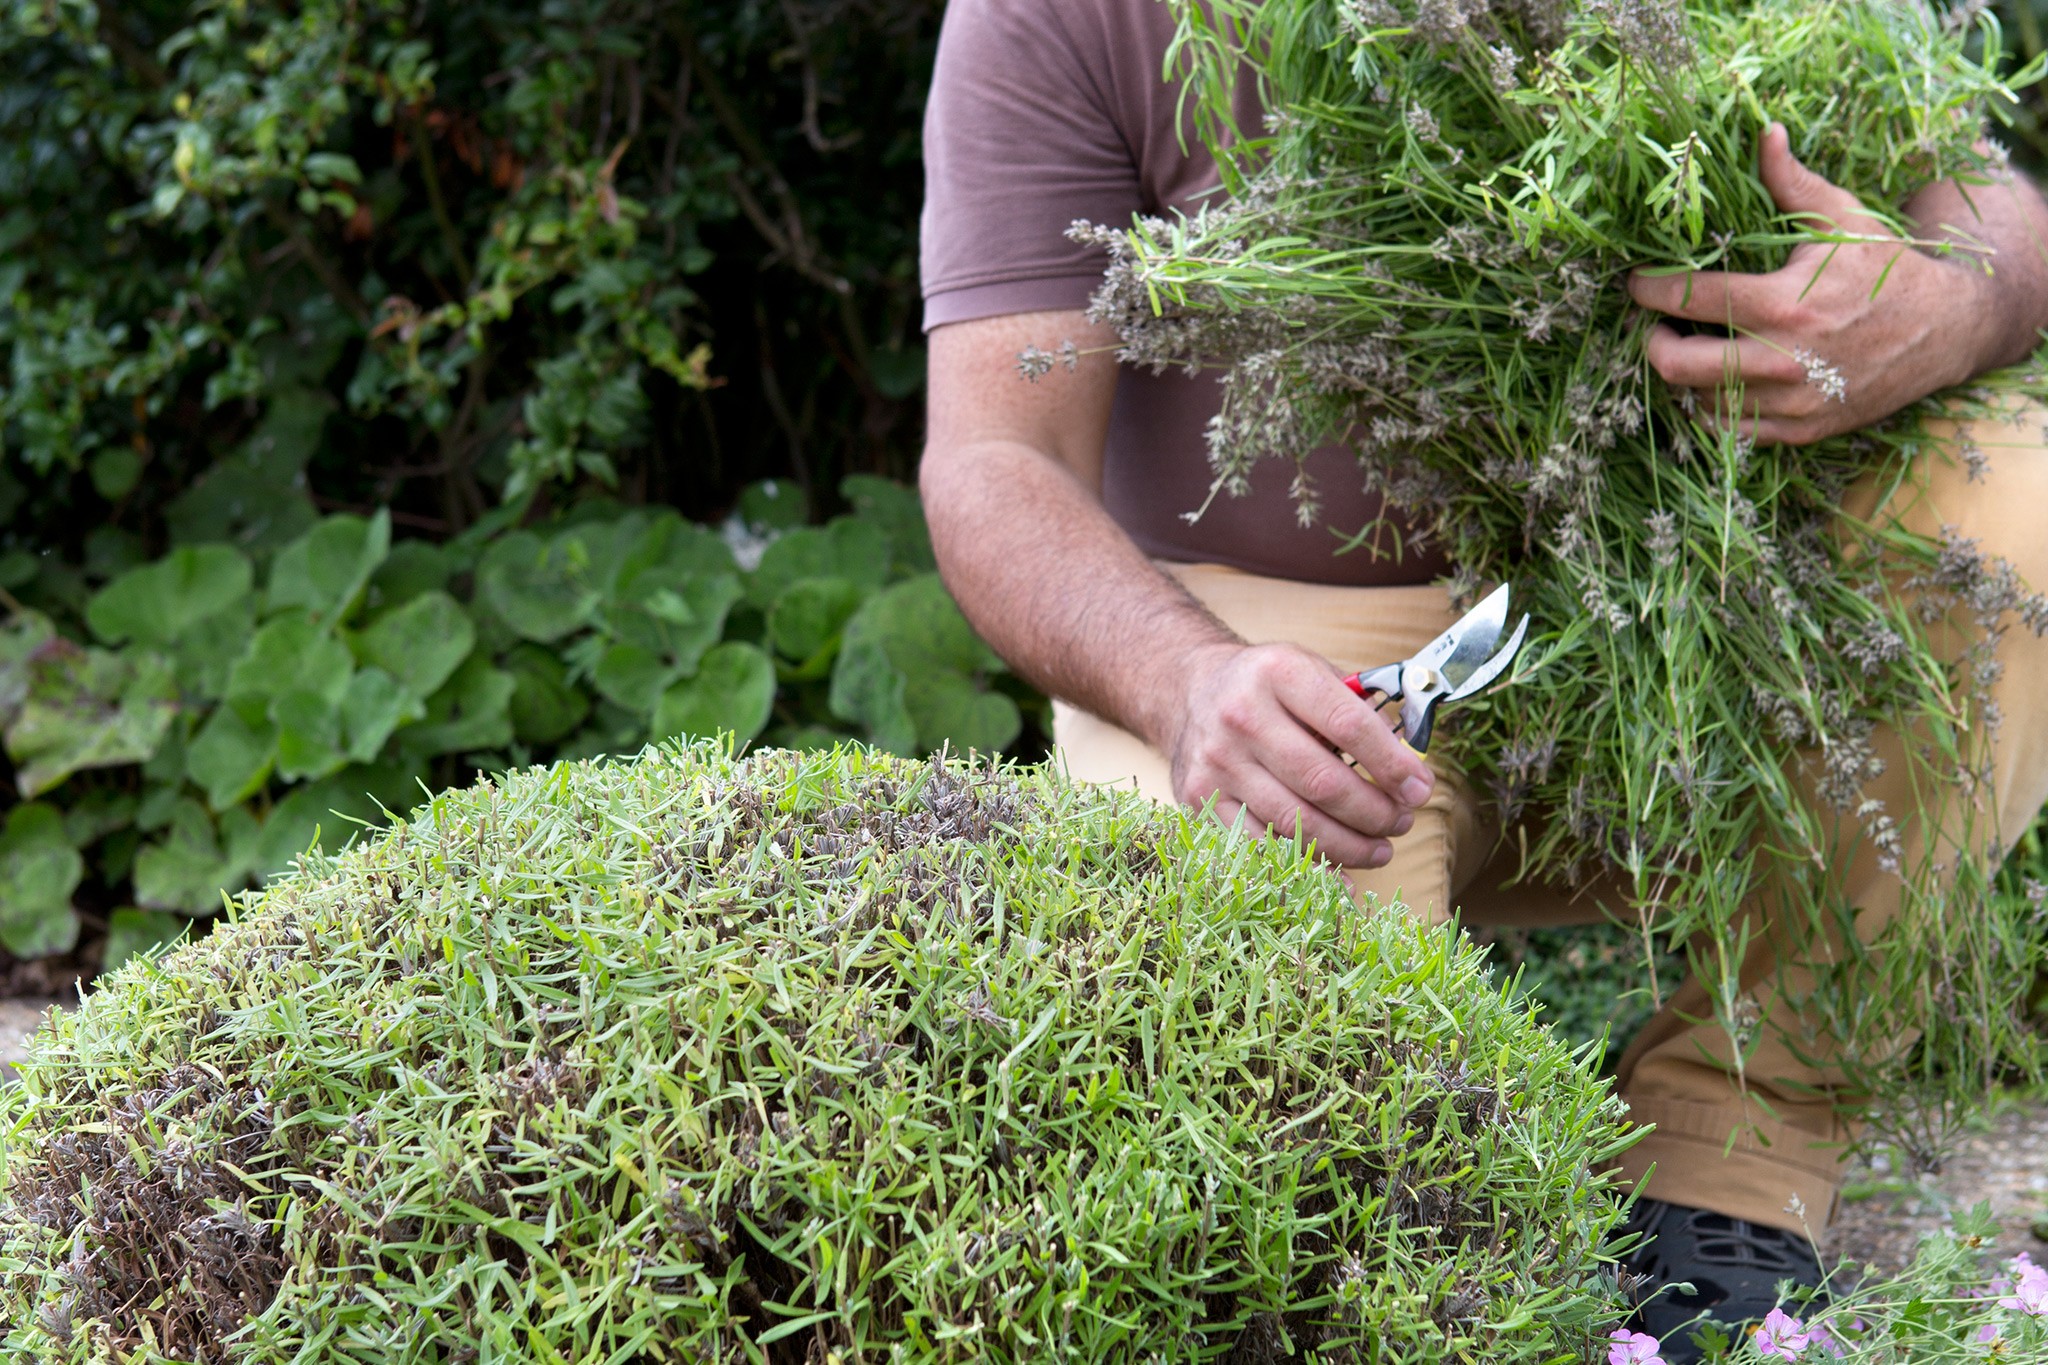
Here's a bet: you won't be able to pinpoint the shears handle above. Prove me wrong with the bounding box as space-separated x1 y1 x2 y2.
1342 662 1404 702
1341 662 1443 754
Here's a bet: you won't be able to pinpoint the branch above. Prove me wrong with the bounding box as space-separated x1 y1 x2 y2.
409 109 474 293
97 10 168 91
262 202 374 327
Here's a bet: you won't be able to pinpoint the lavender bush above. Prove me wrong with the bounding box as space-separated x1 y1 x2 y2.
1079 0 2048 1159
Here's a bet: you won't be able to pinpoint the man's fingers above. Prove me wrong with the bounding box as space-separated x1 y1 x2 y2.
1627 266 1779 327
1756 121 1879 235
1644 324 1806 390
1230 770 1393 869
1270 660 1434 807
1260 725 1415 840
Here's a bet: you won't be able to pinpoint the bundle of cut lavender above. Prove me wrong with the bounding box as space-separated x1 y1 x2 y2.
1085 0 2048 1153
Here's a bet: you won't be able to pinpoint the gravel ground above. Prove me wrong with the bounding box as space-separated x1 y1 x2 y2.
1823 1095 2048 1275
0 997 67 1080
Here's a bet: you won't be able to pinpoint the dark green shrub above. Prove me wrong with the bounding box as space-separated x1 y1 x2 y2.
0 745 1632 1362
0 0 973 970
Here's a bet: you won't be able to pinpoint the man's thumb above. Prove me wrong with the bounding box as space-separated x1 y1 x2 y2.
1758 122 1867 230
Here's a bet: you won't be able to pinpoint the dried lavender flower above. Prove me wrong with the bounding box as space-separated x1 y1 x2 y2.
1794 346 1849 403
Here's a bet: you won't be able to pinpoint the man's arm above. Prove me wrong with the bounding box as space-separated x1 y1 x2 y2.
1630 122 2048 444
921 309 1434 870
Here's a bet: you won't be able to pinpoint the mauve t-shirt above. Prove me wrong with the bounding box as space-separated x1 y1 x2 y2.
919 0 1443 587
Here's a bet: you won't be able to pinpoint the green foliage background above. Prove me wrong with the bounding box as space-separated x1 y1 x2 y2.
0 0 1045 971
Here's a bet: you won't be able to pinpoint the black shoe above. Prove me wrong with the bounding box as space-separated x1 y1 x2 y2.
1617 1198 1826 1364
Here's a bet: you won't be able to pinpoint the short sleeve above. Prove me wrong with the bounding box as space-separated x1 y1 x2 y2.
918 0 1140 329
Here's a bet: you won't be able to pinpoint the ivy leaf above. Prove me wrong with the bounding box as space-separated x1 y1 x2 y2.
478 529 602 642
167 598 258 701
86 544 254 648
354 590 475 700
592 642 674 715
829 574 1018 755
132 798 257 913
253 769 399 877
651 642 775 749
267 509 392 623
737 479 809 533
605 514 739 609
503 645 589 745
341 666 420 762
101 908 189 973
273 689 347 783
841 474 937 574
400 653 515 755
768 576 867 668
164 387 328 551
370 540 453 605
3 635 179 797
225 611 354 710
608 573 743 670
746 517 891 608
186 705 278 810
0 803 82 959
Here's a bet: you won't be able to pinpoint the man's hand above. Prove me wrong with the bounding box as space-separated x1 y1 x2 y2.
1628 122 2029 446
1166 640 1433 870
923 310 1434 871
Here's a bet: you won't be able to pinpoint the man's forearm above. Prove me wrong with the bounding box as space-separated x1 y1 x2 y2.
921 437 1238 751
1907 162 2048 375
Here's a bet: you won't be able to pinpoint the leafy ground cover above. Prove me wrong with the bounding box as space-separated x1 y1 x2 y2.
0 476 1034 975
0 744 1633 1362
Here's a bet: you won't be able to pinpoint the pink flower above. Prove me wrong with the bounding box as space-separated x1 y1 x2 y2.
1753 1308 1810 1360
1996 1259 2048 1316
1804 1320 1845 1358
1607 1328 1666 1365
1975 1321 2003 1345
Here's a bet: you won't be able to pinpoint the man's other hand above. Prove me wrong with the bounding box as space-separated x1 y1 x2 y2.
1167 640 1435 870
1629 122 2001 446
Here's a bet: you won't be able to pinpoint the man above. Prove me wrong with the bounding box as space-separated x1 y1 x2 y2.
916 0 2048 1353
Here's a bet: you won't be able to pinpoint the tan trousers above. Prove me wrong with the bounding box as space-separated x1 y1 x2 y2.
1055 396 2048 1235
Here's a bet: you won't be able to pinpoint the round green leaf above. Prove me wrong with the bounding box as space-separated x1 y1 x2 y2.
186 706 278 810
341 666 421 762
840 475 936 574
400 654 515 756
478 530 601 643
267 510 392 623
768 575 866 665
829 574 1017 755
746 517 891 608
503 645 590 745
650 642 775 749
4 640 179 797
737 478 808 533
0 803 82 958
86 544 254 648
592 642 674 715
132 798 255 913
226 612 355 709
273 689 347 783
354 591 475 701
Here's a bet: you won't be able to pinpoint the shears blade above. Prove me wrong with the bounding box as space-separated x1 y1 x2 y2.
1445 610 1528 702
1409 583 1511 689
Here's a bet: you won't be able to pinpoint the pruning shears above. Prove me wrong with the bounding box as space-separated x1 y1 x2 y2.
1342 584 1530 754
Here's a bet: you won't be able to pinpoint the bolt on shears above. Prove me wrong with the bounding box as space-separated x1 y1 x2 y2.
1341 584 1530 754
